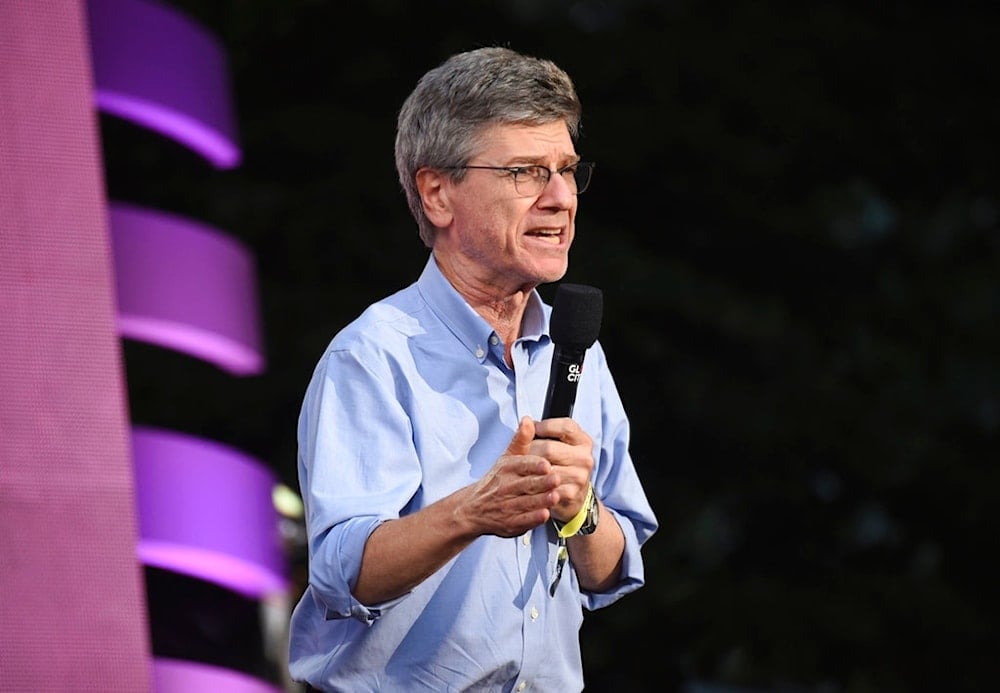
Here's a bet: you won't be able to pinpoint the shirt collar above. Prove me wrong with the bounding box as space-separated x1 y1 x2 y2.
416 255 549 362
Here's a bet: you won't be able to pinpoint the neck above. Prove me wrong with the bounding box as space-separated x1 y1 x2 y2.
433 252 533 349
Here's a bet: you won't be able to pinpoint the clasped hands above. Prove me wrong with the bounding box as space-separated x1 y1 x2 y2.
468 415 594 538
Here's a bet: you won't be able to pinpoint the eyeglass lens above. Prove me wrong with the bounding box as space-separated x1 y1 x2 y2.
516 164 592 195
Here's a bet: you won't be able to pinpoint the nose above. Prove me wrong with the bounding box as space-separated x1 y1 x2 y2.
537 170 576 209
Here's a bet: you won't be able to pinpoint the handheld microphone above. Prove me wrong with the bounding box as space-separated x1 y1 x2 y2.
542 283 603 419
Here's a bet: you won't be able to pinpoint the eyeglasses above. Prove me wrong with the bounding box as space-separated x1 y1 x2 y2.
442 162 595 197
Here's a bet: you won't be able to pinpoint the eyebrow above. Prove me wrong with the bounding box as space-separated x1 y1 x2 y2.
501 155 582 167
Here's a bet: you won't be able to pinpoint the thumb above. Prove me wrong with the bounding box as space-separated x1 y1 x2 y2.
505 416 536 455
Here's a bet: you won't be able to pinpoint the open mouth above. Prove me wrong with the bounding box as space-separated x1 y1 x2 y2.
526 228 562 242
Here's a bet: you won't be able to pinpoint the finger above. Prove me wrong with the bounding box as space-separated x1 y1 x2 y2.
525 468 560 495
532 417 585 444
504 416 536 456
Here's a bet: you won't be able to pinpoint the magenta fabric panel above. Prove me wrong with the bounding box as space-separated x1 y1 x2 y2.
110 201 266 375
132 426 289 598
154 658 283 693
0 1 153 690
86 0 242 168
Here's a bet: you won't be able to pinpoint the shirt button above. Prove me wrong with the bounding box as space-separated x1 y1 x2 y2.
489 334 499 346
475 346 485 358
517 682 527 692
521 533 530 546
529 606 539 621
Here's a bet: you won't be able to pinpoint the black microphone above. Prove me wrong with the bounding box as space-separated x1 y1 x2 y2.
542 283 603 419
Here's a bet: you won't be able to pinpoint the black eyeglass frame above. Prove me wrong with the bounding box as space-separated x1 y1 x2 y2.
440 161 595 196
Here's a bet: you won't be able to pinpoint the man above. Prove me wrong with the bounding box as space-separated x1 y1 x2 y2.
289 46 658 691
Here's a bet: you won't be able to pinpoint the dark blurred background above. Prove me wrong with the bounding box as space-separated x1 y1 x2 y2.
100 1 1000 691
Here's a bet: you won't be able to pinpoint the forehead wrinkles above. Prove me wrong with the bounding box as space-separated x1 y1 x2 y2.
473 122 576 163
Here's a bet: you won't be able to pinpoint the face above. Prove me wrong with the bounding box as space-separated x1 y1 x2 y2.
427 120 580 298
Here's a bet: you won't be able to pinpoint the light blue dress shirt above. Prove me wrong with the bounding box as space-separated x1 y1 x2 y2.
289 255 657 692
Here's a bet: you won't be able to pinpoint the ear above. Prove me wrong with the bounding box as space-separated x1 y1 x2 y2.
416 167 454 229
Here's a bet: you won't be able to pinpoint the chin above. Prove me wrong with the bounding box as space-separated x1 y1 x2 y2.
541 262 569 283
515 258 569 287
532 274 567 290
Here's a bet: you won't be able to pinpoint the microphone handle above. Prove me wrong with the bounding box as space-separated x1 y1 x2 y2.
542 344 587 419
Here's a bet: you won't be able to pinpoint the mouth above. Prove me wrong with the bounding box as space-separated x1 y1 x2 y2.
525 228 563 244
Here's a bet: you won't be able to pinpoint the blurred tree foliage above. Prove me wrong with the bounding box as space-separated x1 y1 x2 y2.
102 1 999 691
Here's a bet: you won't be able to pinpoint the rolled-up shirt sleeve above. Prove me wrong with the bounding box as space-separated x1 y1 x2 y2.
579 343 658 611
297 343 421 624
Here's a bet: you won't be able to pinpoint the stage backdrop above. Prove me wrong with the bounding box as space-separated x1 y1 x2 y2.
0 1 153 690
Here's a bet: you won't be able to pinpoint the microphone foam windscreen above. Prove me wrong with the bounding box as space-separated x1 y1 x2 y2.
550 283 603 348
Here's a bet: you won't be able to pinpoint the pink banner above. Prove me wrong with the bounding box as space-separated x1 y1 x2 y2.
0 1 152 689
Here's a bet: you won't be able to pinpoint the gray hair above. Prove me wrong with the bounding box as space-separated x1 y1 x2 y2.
395 46 583 248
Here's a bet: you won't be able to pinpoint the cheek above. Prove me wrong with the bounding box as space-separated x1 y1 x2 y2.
470 200 523 238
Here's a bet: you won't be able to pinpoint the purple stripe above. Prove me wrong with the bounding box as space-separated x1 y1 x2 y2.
87 0 241 168
110 202 265 375
132 426 289 598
